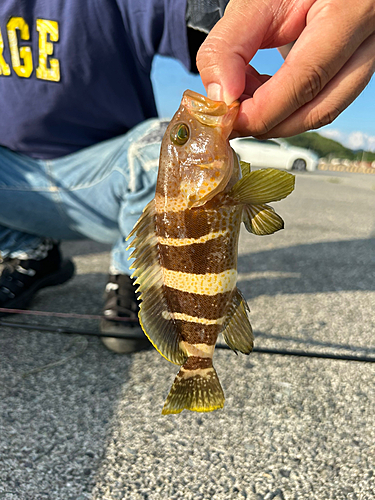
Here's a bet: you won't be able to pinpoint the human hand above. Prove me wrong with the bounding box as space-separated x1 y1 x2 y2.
197 0 375 138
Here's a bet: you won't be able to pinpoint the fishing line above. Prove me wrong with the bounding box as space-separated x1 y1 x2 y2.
1 310 374 363
0 307 136 322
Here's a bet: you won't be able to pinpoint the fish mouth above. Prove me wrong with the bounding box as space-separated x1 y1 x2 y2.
182 90 239 133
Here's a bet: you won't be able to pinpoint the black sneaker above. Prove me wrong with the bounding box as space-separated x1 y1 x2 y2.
100 274 150 354
0 243 75 315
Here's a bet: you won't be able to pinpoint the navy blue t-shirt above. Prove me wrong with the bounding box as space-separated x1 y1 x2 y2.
0 0 190 158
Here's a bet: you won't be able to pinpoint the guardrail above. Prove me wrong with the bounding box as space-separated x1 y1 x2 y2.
318 163 375 174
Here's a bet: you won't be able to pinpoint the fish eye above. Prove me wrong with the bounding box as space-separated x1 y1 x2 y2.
170 123 189 146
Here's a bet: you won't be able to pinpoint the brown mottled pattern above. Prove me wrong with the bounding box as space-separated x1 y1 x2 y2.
173 370 220 388
155 167 182 198
156 106 189 199
159 235 237 274
156 209 211 239
175 320 221 345
164 286 232 320
156 205 240 239
183 357 213 370
155 196 241 350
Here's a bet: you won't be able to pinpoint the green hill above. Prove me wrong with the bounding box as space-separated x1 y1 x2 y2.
284 132 375 162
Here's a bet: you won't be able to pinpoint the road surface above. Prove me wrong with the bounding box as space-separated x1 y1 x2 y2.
1 170 374 500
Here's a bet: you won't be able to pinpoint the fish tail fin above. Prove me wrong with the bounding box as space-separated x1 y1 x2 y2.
162 359 224 415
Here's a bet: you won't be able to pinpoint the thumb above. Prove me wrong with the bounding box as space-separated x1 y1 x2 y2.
196 0 271 104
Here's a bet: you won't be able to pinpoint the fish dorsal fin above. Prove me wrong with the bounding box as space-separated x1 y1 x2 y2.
221 288 253 354
242 203 284 235
126 200 187 365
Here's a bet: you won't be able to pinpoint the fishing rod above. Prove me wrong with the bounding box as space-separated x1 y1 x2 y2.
1 307 374 363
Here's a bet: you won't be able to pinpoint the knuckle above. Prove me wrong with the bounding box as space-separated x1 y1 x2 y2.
235 109 273 138
196 44 212 73
317 0 342 18
252 116 272 137
308 104 342 130
196 34 228 75
296 64 330 105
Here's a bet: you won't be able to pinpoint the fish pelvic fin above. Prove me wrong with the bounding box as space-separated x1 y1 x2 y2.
230 168 295 205
162 358 225 415
222 288 254 355
242 203 284 235
229 168 294 235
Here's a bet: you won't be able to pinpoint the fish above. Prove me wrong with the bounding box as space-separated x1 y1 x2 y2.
126 90 295 415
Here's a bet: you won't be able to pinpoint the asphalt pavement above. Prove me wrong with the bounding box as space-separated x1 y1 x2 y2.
1 170 374 500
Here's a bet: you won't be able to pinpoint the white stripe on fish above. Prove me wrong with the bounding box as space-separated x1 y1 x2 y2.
157 230 228 247
162 310 226 325
161 268 237 295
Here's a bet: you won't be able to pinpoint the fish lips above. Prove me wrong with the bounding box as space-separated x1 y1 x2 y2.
182 90 239 139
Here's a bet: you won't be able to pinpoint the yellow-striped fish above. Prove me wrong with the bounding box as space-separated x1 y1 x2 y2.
127 90 295 414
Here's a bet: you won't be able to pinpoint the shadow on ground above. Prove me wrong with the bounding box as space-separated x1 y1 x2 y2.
238 237 375 298
1 236 375 498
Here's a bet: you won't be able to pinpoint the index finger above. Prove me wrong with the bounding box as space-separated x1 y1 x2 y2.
197 0 275 104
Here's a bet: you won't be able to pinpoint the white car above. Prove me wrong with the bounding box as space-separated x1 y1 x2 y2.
230 137 319 172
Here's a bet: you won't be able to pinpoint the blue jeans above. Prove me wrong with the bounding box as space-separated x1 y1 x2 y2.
0 119 168 275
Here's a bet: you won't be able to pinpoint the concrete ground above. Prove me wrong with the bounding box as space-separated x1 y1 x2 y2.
0 170 374 500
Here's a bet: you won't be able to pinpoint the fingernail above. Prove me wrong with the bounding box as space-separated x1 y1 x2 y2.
207 83 223 101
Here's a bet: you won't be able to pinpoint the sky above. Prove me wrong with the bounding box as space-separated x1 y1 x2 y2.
151 49 375 152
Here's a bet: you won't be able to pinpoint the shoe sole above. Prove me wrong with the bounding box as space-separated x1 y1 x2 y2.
100 336 151 354
0 259 75 316
100 318 151 354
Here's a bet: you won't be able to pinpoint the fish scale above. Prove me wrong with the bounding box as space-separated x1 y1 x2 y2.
126 90 295 414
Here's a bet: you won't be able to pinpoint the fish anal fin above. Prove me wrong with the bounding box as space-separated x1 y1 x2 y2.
138 286 186 365
222 288 253 355
162 363 224 415
242 203 284 235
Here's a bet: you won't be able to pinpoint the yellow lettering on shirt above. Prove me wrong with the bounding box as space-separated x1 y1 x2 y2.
36 19 60 82
0 28 11 75
6 17 33 78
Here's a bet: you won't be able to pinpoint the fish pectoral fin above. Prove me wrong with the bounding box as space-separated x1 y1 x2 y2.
242 203 284 235
126 199 186 365
230 168 295 205
221 288 253 355
162 363 225 415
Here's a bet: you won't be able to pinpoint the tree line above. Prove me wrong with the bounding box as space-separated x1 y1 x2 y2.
284 132 375 162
